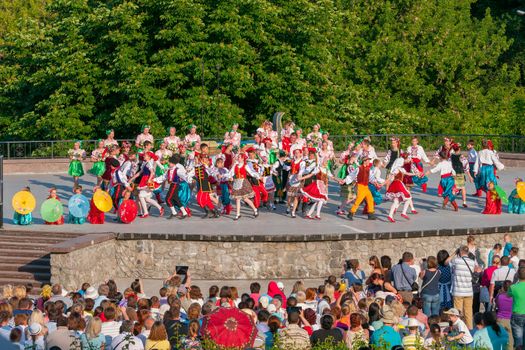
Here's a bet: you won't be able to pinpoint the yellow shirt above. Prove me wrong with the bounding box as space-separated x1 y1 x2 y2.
145 339 171 350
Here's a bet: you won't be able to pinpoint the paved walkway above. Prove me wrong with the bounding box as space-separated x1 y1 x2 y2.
2 169 524 236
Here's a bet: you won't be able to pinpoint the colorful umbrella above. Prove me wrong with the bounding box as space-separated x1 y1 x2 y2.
12 191 36 215
68 194 90 218
119 199 138 224
40 198 63 222
494 184 508 205
93 190 113 212
517 181 525 201
201 307 257 349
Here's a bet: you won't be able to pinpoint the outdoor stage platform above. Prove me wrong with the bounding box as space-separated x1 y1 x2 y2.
2 169 525 289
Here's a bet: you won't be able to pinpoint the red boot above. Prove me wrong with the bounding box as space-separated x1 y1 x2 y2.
225 204 232 215
451 201 459 211
442 197 449 209
421 183 427 193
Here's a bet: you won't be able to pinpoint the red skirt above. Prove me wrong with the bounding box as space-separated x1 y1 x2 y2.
87 200 105 224
482 192 502 215
385 180 411 201
45 216 64 225
301 181 328 201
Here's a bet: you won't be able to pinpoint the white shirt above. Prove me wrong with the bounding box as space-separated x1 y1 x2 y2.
490 266 516 284
100 320 122 339
111 332 144 350
450 256 475 297
369 167 384 184
407 145 430 163
452 318 473 345
343 164 359 185
430 160 455 176
475 149 504 173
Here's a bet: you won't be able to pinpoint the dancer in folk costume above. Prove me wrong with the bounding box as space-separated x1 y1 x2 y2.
44 187 65 225
482 181 502 215
359 138 378 163
298 148 319 214
466 140 479 195
286 147 305 218
295 128 307 150
214 155 232 215
301 154 333 219
111 150 136 210
320 131 334 153
135 151 164 218
162 154 190 219
508 178 525 214
13 187 33 225
433 137 453 196
104 129 119 149
228 153 258 220
384 137 400 175
407 136 430 192
194 143 220 218
261 155 278 210
261 120 278 146
135 125 154 151
164 127 181 153
450 144 473 208
385 156 418 222
221 142 235 170
68 141 86 190
101 145 120 191
223 123 242 148
89 139 107 187
68 185 86 224
275 150 290 204
87 186 105 224
118 141 132 164
337 152 359 215
185 124 201 151
318 140 335 172
473 139 504 193
280 121 295 153
306 124 322 146
154 142 172 204
363 158 385 214
246 147 269 208
427 151 459 211
347 157 377 221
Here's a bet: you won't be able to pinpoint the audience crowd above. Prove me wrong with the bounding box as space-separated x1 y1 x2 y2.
0 234 524 350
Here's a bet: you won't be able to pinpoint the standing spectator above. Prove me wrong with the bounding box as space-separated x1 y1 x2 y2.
94 284 109 308
48 284 72 310
164 307 188 349
9 328 24 350
490 256 516 302
509 268 525 350
510 247 520 269
80 317 106 350
0 311 12 340
370 310 402 349
111 320 144 350
503 234 513 257
467 235 485 268
437 250 453 310
450 245 479 329
310 314 344 346
496 281 514 349
445 308 473 346
481 255 501 309
488 244 503 268
145 321 170 350
280 311 311 350
391 252 417 303
343 259 366 287
419 256 441 317
181 320 202 350
249 283 261 308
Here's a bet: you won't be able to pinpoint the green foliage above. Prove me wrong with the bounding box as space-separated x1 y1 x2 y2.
0 0 524 140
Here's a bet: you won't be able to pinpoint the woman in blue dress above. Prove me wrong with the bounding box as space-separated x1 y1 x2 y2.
437 250 453 309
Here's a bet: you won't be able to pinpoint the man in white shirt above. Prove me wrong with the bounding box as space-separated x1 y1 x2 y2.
100 306 122 345
111 321 144 350
450 246 480 329
490 256 516 301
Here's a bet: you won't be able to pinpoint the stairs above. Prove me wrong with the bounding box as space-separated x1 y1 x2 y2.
0 231 84 289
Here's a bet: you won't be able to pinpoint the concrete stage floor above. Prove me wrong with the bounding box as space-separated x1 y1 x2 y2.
2 168 524 237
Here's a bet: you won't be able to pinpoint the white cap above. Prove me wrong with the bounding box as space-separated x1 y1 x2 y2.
407 319 419 328
444 308 461 316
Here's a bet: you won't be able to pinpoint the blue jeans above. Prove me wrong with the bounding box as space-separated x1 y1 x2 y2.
422 293 440 317
511 313 525 349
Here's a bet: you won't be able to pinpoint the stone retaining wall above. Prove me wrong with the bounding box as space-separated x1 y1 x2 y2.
50 231 525 290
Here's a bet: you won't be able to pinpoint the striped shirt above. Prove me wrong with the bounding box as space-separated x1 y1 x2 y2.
450 256 475 297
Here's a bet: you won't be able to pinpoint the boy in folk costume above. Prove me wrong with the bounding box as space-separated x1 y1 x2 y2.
68 141 86 190
161 155 189 219
101 145 120 192
275 150 291 204
347 157 377 221
407 136 430 192
473 139 504 194
194 143 220 218
336 153 358 215
450 144 473 208
364 159 385 214
286 147 305 218
426 151 459 211
111 150 136 210
184 124 202 151
466 140 478 195
385 155 418 222
134 151 164 218
246 147 269 208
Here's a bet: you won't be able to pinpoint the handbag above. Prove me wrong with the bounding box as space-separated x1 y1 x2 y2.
461 256 480 285
400 264 419 292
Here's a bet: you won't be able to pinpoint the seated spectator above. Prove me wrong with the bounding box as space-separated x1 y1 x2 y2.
310 314 344 346
345 313 369 349
370 310 402 349
24 323 45 350
445 308 473 346
145 321 170 350
45 316 70 349
402 318 423 350
80 316 106 350
111 320 144 350
100 306 121 343
423 323 444 349
181 320 202 350
280 311 310 350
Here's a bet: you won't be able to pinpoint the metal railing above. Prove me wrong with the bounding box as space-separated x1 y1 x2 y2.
0 134 524 159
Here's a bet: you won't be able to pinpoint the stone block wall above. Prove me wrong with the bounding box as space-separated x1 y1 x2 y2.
50 231 525 288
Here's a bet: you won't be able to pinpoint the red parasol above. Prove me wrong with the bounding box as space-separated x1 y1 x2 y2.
119 199 138 224
201 307 257 349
